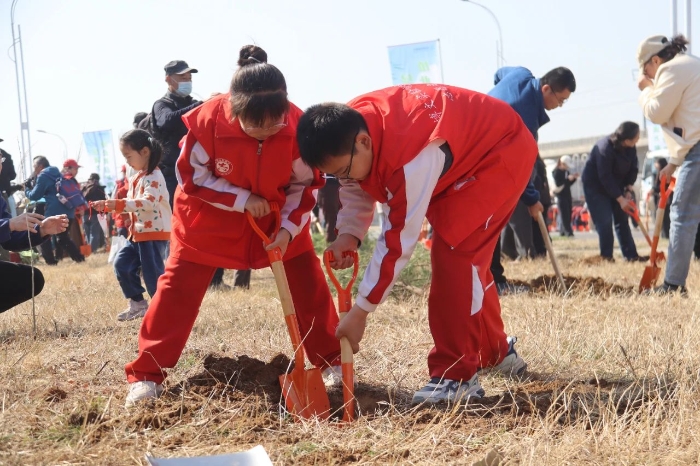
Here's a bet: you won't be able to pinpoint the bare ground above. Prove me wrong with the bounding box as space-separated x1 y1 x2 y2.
2 236 700 465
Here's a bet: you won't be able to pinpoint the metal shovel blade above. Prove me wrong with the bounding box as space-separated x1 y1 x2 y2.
279 368 330 420
638 264 661 293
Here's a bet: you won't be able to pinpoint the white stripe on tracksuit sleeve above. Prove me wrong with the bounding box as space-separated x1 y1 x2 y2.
340 140 445 312
280 158 316 239
176 141 251 212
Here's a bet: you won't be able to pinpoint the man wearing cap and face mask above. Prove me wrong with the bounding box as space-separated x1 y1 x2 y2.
153 60 203 203
637 34 700 295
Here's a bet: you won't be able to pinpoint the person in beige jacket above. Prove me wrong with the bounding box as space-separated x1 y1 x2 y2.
638 34 700 295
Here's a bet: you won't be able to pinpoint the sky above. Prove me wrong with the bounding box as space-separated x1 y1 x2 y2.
0 0 697 181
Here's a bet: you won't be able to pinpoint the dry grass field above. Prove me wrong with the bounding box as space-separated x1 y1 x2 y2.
2 233 700 465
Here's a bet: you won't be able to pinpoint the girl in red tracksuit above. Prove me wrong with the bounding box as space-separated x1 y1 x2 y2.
123 45 341 407
297 84 538 406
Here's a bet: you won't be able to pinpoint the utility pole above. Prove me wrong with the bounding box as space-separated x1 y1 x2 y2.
672 0 678 36
686 0 692 54
10 0 32 179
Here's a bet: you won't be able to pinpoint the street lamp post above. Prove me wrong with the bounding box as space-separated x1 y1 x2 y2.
37 130 68 160
10 0 33 179
461 0 504 70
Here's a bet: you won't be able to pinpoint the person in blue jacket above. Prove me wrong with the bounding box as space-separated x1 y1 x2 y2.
0 161 69 313
581 121 647 262
487 66 576 295
25 156 84 265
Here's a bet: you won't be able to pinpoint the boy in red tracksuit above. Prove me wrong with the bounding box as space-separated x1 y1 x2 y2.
297 84 537 405
123 45 341 407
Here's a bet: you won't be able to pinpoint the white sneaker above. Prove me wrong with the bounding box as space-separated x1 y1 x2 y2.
322 365 357 388
411 374 484 406
117 299 148 322
492 336 527 377
125 381 163 408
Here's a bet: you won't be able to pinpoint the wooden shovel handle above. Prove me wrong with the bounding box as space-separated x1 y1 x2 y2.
536 211 566 290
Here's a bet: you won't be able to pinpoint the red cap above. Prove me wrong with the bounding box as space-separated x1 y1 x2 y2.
63 159 81 169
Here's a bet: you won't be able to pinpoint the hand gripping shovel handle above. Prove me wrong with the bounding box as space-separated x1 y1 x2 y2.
323 250 359 423
625 201 653 247
650 176 676 264
536 211 566 291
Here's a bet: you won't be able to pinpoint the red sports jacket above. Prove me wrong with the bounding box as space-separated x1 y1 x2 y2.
170 94 321 269
336 84 537 311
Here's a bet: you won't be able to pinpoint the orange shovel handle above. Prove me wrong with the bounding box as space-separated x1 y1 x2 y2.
323 251 359 313
323 250 359 423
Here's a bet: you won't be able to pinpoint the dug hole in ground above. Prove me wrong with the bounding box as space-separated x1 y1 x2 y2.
1 230 700 465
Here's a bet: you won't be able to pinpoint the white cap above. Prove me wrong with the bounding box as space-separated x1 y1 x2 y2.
560 155 573 169
637 35 670 69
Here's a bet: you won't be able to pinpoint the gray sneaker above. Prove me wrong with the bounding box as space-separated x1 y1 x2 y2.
117 299 148 322
125 381 163 408
492 336 527 377
411 374 484 406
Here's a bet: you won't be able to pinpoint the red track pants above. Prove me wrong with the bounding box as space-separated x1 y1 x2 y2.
125 249 341 384
427 195 519 381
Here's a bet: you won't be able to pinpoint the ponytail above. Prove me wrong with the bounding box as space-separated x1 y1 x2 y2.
657 34 690 62
120 129 163 175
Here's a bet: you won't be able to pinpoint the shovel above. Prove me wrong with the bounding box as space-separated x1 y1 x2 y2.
246 203 330 420
323 250 359 423
535 211 566 291
625 200 665 264
75 214 92 257
639 176 675 293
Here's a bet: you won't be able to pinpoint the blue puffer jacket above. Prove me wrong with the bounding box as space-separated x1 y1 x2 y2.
25 166 75 218
488 66 550 206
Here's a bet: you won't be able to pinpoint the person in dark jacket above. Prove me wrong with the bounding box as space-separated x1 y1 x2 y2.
531 154 552 257
552 155 578 237
25 156 85 265
153 60 203 203
82 173 107 252
487 66 576 294
0 161 69 313
582 122 647 262
0 142 17 198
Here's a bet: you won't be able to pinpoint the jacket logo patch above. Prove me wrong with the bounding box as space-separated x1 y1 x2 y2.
215 158 233 176
453 176 476 191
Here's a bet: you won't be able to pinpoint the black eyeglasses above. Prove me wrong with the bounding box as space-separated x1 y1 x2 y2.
551 88 567 107
324 130 359 181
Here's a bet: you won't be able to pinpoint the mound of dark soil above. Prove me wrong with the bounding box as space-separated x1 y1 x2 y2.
511 275 633 295
531 275 633 295
186 353 291 401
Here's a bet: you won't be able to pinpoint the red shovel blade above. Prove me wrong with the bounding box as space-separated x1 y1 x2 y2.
279 368 330 420
638 263 661 293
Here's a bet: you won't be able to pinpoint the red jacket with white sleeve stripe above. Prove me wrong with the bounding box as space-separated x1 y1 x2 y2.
337 84 537 312
169 94 322 270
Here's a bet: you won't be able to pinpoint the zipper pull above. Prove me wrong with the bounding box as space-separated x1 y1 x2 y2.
257 141 262 155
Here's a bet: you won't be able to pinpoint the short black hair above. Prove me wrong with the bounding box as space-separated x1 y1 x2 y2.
33 156 50 170
610 121 640 150
297 103 368 168
540 67 576 93
133 112 148 128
